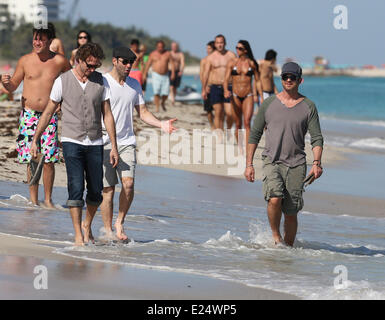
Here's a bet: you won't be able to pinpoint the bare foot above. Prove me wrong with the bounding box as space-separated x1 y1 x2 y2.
100 228 118 241
214 130 224 144
114 222 128 241
273 235 285 246
30 199 40 206
81 222 95 244
274 238 287 247
161 103 167 111
43 200 56 209
74 235 85 247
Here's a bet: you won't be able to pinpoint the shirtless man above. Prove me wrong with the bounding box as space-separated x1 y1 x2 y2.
1 27 71 207
143 40 175 112
129 39 144 85
200 41 215 130
201 34 236 136
258 49 278 103
169 42 185 105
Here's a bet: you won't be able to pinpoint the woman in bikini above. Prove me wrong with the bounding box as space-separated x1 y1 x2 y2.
48 23 65 56
224 40 262 146
69 30 92 66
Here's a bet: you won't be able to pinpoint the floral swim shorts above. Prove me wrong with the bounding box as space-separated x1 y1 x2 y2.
16 108 59 164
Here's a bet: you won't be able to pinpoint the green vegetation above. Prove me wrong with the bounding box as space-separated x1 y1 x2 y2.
0 18 200 64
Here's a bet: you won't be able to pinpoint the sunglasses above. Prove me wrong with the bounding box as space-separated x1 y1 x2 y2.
84 61 101 69
118 58 136 65
236 46 245 51
281 74 298 81
78 36 88 40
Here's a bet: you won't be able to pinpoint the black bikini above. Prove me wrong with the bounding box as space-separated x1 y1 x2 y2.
231 66 254 102
231 66 254 77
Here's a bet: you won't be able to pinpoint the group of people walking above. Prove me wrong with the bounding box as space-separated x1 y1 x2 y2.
1 25 324 248
1 25 177 246
200 34 278 145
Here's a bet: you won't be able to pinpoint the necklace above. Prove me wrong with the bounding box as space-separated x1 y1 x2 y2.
74 68 87 83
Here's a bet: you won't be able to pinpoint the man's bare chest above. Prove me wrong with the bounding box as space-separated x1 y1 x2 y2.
153 53 169 64
24 61 60 82
211 55 230 69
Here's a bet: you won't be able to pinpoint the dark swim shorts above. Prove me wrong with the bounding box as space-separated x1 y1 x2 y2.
169 70 182 88
209 84 232 105
203 93 213 112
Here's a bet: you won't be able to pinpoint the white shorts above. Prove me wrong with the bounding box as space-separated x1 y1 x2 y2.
263 91 275 100
152 71 170 96
103 144 136 187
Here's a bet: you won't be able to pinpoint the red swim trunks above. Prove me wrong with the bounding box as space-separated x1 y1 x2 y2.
129 69 143 85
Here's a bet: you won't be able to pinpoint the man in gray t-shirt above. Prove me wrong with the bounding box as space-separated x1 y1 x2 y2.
245 62 324 247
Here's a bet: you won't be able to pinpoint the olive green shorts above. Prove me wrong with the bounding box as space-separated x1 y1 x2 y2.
262 156 306 215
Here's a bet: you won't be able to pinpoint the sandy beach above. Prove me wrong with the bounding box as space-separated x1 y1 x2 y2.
0 99 384 301
0 100 348 185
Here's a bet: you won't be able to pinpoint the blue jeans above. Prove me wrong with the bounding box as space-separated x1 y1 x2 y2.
62 142 104 208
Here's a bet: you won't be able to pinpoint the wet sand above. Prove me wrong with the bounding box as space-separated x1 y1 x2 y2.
0 233 297 300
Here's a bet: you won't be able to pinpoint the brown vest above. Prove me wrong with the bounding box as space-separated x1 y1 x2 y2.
60 70 105 141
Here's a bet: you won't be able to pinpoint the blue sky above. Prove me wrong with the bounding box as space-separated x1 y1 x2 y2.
61 0 385 66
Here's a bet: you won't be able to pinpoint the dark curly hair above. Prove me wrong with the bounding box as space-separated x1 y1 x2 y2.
75 42 105 64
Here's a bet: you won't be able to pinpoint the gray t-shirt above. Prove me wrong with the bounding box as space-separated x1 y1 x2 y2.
249 95 324 167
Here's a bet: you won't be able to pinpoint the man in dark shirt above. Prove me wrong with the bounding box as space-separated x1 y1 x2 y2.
245 62 324 247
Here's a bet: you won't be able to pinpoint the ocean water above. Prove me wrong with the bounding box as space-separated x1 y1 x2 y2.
299 77 385 154
160 75 385 122
0 165 384 300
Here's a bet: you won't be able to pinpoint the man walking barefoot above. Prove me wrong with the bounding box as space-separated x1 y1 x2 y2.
31 43 119 246
143 40 175 112
169 42 185 105
200 41 216 130
100 47 177 241
245 62 324 246
1 26 71 208
201 34 236 139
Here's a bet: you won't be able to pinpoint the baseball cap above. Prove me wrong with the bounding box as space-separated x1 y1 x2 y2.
281 62 302 78
112 47 137 61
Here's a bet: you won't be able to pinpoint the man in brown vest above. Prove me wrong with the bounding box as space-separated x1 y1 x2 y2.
31 43 119 246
